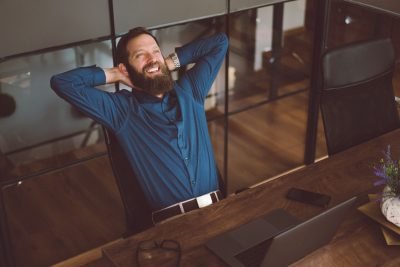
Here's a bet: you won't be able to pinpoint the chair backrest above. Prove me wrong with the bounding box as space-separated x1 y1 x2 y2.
103 128 153 236
103 128 226 236
320 38 400 155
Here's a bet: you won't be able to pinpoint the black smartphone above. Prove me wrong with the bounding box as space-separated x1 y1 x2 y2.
286 187 331 207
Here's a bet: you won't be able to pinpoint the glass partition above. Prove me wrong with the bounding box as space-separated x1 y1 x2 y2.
222 90 312 193
0 0 336 265
227 1 309 113
0 155 124 267
231 0 291 12
0 41 113 179
113 0 226 34
0 0 110 58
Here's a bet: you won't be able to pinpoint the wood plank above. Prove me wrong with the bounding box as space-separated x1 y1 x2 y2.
52 239 122 267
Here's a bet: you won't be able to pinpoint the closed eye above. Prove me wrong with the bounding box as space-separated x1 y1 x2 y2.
135 53 144 59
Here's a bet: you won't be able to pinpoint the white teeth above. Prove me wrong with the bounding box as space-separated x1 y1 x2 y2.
147 67 158 73
146 65 160 73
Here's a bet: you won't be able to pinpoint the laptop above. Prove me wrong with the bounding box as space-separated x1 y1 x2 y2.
206 196 357 267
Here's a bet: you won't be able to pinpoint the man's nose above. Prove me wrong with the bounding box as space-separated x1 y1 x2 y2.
145 53 157 63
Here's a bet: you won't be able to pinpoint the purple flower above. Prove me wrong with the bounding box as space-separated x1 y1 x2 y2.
373 145 400 198
373 166 388 180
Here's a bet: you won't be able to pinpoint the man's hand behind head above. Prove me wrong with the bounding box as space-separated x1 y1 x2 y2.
104 66 134 88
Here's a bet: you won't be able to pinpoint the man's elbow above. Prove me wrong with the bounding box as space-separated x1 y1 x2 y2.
219 33 228 44
50 74 67 93
217 33 229 52
50 75 58 90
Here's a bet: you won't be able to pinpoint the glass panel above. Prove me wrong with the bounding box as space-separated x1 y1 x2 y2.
231 0 289 12
225 91 310 193
327 0 392 48
1 155 125 267
228 9 264 112
228 1 310 113
0 41 113 179
210 1 320 192
0 0 110 58
113 0 226 34
325 0 400 106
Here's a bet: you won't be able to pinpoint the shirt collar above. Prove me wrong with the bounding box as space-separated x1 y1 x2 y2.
132 89 176 104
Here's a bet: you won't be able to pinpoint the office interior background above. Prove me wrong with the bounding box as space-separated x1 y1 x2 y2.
1 0 400 266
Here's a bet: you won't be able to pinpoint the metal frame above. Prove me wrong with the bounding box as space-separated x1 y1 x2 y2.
269 2 284 99
223 0 231 196
304 0 332 164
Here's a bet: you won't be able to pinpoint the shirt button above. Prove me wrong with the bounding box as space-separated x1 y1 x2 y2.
191 180 196 186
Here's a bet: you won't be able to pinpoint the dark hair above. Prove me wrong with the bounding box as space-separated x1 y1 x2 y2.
116 27 159 65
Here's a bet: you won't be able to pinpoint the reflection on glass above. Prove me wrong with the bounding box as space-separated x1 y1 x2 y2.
1 155 124 267
209 91 310 194
0 41 113 178
228 1 310 112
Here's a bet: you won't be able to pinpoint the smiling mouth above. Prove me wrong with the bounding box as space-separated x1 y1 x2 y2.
144 64 160 74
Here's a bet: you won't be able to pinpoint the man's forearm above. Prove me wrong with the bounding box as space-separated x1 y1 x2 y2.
50 65 127 132
50 66 106 95
175 33 228 67
172 33 228 101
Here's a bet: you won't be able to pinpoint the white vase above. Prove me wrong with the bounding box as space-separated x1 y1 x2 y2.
381 186 400 227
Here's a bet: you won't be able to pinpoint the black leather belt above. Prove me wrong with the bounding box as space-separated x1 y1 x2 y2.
152 190 222 224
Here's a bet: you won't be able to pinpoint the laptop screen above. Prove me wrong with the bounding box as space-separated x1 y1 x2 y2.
236 196 357 267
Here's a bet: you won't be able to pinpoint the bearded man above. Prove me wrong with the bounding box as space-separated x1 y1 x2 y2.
50 27 228 224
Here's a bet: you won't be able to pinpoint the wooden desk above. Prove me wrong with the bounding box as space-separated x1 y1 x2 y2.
344 0 400 18
81 129 400 266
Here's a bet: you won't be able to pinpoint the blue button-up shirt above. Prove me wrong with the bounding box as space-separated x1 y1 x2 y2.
51 33 228 210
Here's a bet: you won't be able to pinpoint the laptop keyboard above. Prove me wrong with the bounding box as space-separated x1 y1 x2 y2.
234 239 273 267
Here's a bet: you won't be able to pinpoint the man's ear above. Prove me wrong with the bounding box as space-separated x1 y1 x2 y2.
118 63 129 77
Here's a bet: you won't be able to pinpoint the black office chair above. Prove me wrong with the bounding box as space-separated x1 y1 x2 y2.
103 128 226 236
320 38 400 155
103 129 153 236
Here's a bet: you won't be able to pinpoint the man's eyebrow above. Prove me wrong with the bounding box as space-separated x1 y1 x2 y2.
131 45 160 56
131 48 144 56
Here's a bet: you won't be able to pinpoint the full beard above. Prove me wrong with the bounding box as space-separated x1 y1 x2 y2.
127 62 174 96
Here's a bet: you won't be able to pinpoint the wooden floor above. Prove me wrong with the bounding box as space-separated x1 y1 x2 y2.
3 27 400 267
2 155 124 267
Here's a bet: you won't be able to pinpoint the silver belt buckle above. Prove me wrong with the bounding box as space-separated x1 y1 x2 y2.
196 193 213 208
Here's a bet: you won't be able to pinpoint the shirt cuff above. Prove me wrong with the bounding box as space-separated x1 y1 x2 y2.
92 66 107 85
